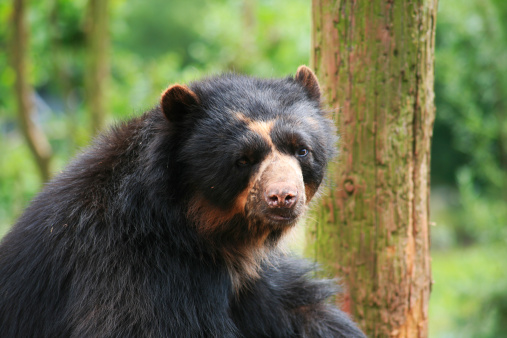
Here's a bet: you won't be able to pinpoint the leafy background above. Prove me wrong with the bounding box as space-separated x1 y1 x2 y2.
0 0 506 336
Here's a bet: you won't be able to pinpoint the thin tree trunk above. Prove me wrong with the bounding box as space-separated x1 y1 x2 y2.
85 0 109 135
12 0 52 182
306 0 437 337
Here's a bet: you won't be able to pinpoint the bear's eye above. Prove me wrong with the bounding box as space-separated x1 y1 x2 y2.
236 157 251 167
297 147 309 157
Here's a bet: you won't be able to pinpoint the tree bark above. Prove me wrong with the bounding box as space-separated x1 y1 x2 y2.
12 0 53 182
85 0 109 135
306 0 437 337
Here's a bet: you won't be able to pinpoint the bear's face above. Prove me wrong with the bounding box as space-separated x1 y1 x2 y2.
160 67 335 278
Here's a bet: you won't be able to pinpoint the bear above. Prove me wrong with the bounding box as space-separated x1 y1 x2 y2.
0 66 365 337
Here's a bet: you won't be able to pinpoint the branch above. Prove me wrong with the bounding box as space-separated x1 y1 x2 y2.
12 0 52 182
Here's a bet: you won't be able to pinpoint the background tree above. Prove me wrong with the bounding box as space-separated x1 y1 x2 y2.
85 0 109 134
11 0 52 181
306 1 437 337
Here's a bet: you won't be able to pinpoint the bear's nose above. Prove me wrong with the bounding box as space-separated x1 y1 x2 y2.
264 183 298 209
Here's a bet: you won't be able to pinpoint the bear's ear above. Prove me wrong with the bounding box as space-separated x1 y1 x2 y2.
294 65 321 101
160 84 200 122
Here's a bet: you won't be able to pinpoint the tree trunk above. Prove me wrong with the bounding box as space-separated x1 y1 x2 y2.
306 0 437 337
12 0 52 182
85 0 109 135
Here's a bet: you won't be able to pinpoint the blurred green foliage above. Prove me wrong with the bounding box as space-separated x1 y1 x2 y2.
0 0 506 336
430 244 507 337
432 0 507 247
430 0 507 335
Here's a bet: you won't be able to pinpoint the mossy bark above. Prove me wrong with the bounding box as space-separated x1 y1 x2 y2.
307 0 437 336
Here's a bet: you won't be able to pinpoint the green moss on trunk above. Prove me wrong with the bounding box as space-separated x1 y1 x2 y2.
307 0 437 336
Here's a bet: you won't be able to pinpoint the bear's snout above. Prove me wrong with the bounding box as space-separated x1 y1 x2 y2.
264 182 299 209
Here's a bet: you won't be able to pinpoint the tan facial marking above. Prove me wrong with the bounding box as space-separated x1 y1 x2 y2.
233 111 275 148
187 188 248 236
233 111 250 124
248 120 275 147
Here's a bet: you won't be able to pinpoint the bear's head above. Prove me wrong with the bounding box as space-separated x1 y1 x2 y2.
160 66 336 287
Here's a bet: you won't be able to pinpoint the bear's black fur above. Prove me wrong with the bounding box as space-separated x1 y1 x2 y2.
0 66 365 337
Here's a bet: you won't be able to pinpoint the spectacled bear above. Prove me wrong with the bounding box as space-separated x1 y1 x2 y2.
0 66 365 337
